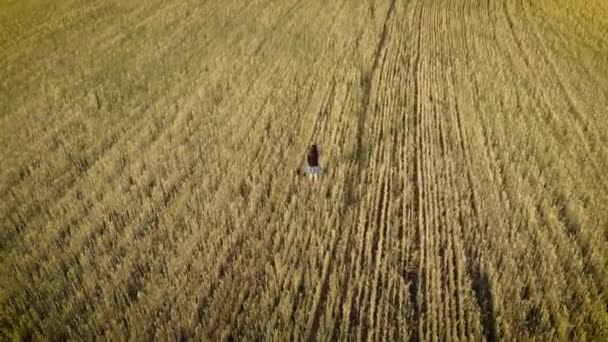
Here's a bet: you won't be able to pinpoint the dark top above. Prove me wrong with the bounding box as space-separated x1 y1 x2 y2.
307 148 319 167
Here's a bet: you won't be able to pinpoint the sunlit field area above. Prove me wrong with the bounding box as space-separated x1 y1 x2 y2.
1 0 607 340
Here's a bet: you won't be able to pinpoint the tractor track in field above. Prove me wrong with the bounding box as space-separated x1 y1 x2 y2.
308 0 398 338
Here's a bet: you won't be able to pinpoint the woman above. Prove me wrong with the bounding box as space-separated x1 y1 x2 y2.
306 144 321 181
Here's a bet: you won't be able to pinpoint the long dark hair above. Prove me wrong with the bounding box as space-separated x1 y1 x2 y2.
309 144 318 155
307 144 319 167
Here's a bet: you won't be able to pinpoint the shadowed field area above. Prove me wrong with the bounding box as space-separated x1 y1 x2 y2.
1 0 607 340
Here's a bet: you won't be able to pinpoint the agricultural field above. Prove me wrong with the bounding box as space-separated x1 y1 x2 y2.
1 0 607 340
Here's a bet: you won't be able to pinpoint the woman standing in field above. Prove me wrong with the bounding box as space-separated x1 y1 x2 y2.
306 144 321 182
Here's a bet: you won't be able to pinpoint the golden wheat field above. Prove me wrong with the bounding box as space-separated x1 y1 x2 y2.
1 0 608 340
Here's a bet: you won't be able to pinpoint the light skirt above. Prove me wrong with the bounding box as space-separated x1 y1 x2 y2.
306 165 321 175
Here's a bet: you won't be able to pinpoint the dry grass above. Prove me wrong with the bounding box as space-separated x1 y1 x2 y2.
1 0 607 340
